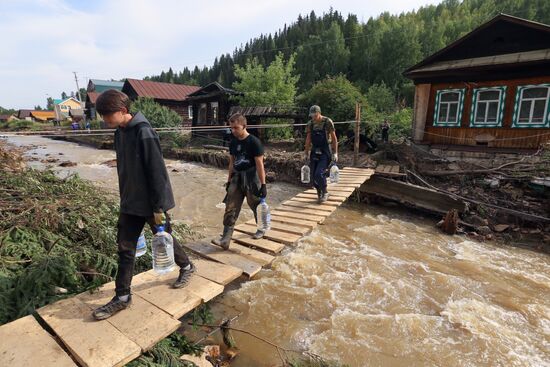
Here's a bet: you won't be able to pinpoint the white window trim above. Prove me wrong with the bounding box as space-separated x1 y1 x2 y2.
188 105 193 119
433 89 465 127
469 86 506 128
512 84 550 128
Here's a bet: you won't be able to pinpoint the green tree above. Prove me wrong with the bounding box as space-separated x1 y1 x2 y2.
130 97 182 128
366 82 395 113
46 97 54 110
298 75 366 135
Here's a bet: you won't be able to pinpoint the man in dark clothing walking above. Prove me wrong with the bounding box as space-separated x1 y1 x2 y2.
304 105 338 203
92 89 194 320
213 113 267 250
381 119 390 143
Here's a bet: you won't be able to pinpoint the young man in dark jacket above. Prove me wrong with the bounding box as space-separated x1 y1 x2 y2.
92 89 194 320
213 113 267 249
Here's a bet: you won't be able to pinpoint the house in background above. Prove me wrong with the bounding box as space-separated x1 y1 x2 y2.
404 14 550 150
86 79 125 120
30 110 55 122
54 97 84 122
17 109 33 121
122 79 200 126
0 114 17 123
186 82 241 128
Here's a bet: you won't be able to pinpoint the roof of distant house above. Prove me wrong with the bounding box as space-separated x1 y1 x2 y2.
30 110 55 120
17 109 32 118
89 79 124 92
86 91 99 104
123 79 200 101
0 114 12 121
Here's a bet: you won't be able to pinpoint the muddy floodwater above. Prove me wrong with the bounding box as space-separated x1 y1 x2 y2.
5 135 550 367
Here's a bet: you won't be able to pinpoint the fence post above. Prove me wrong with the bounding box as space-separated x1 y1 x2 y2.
353 102 361 166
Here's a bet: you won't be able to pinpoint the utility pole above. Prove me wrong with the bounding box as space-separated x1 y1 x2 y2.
353 102 361 166
73 72 82 101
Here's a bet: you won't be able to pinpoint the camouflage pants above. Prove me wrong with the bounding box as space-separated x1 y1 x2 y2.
223 169 261 227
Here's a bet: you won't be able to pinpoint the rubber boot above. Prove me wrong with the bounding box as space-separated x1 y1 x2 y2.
213 225 233 250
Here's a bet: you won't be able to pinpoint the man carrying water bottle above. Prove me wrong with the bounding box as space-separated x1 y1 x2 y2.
91 89 194 320
304 105 338 203
213 113 267 250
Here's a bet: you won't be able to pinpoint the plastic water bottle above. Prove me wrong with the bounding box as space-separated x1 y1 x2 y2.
301 164 310 183
135 232 147 258
258 198 271 231
152 226 176 275
330 164 339 183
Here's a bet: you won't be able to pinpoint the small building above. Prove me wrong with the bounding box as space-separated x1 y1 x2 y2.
54 97 84 122
85 91 100 120
122 79 200 125
30 110 56 122
0 114 17 123
403 14 550 150
87 79 124 93
17 109 33 121
186 82 241 126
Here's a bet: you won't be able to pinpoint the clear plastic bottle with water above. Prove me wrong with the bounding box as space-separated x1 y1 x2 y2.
301 164 310 183
152 226 176 274
135 232 147 258
258 198 271 232
330 164 340 183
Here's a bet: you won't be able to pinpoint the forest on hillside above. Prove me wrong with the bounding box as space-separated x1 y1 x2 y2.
145 0 550 105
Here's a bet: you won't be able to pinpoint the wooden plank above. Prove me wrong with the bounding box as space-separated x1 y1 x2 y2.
134 270 223 318
291 196 340 206
245 219 311 235
301 191 348 200
270 214 318 229
391 166 400 173
193 258 243 285
271 209 326 223
37 297 141 367
282 200 337 213
77 283 180 352
235 223 301 245
296 193 346 203
0 315 77 367
273 207 330 220
231 230 285 253
212 239 275 265
183 241 263 277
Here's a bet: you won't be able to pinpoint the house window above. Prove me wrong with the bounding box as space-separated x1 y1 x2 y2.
188 105 193 119
470 86 506 127
433 89 465 127
198 103 207 125
210 102 218 124
512 84 550 128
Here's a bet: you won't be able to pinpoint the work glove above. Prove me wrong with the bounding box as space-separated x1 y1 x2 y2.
260 184 267 199
153 211 166 226
332 153 338 163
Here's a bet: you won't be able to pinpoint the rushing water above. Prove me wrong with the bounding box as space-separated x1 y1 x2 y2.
4 135 549 367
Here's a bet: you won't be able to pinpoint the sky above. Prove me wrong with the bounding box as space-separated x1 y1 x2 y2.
0 0 441 109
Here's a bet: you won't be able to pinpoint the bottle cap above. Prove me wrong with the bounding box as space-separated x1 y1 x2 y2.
157 225 165 232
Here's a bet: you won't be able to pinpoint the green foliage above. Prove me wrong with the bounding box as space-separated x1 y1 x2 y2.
264 118 294 141
130 97 182 128
298 75 366 135
366 82 395 114
127 332 202 367
192 303 214 330
232 52 298 107
6 119 33 131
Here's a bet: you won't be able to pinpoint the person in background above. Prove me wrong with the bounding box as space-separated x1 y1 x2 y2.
213 113 267 250
304 105 338 203
381 119 390 143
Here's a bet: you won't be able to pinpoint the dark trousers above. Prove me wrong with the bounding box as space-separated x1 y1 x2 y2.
223 172 261 227
310 153 330 194
115 212 190 296
382 130 389 142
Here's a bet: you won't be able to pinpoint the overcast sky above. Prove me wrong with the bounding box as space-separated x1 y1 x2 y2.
0 0 441 109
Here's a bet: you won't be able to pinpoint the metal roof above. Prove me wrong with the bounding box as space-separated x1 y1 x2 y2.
89 79 124 92
30 111 55 120
124 79 200 101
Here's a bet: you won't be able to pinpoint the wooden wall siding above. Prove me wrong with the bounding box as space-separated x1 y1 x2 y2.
421 75 550 148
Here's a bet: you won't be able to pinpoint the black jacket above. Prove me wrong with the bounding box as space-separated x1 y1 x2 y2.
114 112 175 216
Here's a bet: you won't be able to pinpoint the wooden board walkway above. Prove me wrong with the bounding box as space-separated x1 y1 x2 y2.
0 167 373 367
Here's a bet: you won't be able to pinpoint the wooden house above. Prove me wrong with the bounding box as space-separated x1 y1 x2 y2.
403 14 550 150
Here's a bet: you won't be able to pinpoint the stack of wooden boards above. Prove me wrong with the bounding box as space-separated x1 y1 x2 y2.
0 167 373 367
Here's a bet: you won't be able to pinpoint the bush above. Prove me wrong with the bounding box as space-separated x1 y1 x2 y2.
6 119 33 130
264 118 293 142
130 97 182 128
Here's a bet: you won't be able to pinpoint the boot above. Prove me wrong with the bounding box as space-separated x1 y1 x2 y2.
213 225 234 250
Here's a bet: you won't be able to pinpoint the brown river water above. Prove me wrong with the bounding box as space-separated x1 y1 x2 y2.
4 135 549 367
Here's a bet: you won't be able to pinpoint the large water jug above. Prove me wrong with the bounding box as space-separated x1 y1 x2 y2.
152 226 176 274
258 198 271 232
135 232 147 258
330 164 339 183
301 164 310 183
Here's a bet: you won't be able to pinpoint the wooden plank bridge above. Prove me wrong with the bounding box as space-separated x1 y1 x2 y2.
0 167 373 367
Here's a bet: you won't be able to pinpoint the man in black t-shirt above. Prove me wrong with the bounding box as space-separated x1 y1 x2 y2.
213 113 267 250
